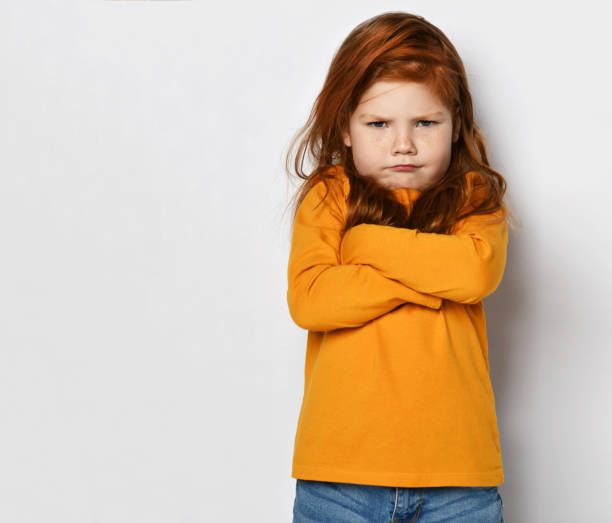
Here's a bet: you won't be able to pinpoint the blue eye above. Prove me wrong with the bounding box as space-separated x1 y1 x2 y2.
367 120 437 128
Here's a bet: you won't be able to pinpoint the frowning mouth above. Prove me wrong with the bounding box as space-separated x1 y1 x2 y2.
391 165 418 171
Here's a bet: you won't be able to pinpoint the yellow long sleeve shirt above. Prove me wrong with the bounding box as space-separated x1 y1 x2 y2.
287 165 508 487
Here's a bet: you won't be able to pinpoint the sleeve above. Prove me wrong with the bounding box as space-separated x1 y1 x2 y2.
287 178 443 332
339 209 508 305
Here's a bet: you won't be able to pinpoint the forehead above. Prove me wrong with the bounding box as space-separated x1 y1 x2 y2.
356 80 447 113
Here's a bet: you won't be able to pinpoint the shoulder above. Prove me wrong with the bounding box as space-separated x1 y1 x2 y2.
463 170 490 208
465 169 487 190
304 165 349 207
331 164 351 198
293 166 349 228
318 164 350 198
452 170 506 232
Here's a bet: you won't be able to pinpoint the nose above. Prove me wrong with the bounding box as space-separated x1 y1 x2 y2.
393 127 416 155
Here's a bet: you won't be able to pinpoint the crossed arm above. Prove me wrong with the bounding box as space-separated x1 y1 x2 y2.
286 179 442 332
286 178 508 332
339 210 509 305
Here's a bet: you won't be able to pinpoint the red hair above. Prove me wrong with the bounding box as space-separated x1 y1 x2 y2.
284 11 517 235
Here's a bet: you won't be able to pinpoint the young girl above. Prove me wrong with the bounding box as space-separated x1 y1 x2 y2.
285 11 514 523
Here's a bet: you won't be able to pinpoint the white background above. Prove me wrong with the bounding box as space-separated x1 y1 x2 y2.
1 1 610 522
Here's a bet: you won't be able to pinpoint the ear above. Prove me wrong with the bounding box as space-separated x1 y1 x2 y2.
342 130 352 148
452 112 461 143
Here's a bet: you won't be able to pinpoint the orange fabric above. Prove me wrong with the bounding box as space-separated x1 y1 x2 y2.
287 165 508 487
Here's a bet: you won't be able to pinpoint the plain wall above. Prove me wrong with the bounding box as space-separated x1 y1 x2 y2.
0 1 610 521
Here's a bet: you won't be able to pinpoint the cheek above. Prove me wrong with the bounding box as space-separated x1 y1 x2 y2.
369 133 388 150
422 127 453 153
355 134 386 152
373 137 387 150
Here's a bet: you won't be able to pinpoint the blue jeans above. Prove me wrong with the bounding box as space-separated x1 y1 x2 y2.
293 479 504 522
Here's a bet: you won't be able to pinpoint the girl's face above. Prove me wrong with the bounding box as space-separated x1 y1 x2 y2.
342 80 459 191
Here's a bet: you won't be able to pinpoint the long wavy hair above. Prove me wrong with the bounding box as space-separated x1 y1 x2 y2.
284 11 517 236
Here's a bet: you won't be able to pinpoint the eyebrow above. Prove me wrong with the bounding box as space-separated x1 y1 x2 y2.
359 112 445 120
